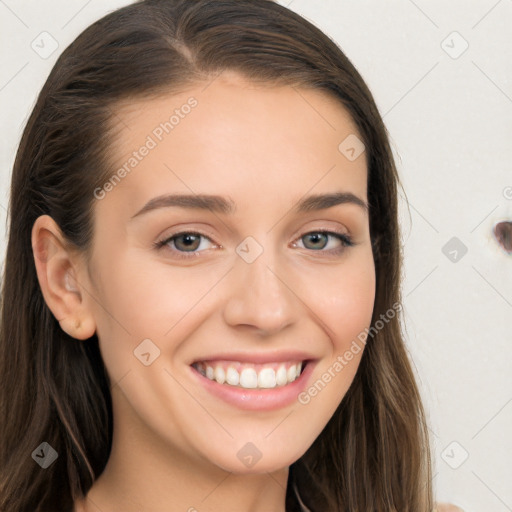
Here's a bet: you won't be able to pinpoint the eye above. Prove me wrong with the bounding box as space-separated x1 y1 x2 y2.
154 229 355 260
293 230 354 255
154 231 218 259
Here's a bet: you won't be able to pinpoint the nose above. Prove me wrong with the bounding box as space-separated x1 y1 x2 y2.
222 248 300 336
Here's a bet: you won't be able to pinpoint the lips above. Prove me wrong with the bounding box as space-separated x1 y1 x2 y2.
189 352 317 411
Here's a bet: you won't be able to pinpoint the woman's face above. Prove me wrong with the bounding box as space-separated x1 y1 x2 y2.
83 72 375 474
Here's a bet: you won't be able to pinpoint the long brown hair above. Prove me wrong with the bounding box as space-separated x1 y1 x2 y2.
0 1 433 510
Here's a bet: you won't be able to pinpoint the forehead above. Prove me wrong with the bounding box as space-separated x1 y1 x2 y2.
98 73 368 216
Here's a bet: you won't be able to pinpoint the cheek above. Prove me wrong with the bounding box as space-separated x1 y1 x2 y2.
90 255 227 374
303 255 376 350
294 256 375 429
94 254 219 334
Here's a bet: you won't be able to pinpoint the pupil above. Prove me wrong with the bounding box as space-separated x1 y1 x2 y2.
179 234 199 250
306 233 326 249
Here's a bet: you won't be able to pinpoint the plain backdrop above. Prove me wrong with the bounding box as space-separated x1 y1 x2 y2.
1 1 511 510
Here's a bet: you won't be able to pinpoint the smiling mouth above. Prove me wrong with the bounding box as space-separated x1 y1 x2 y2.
191 360 307 390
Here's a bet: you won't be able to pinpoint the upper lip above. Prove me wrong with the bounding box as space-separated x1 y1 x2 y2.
191 350 318 365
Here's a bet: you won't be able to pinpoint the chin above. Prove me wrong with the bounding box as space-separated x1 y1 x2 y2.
204 441 309 475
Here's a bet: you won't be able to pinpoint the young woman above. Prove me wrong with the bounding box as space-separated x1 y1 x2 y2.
0 1 461 510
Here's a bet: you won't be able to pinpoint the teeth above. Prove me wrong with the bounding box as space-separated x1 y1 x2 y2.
258 368 276 388
226 366 239 386
240 368 258 388
287 365 297 382
195 361 304 389
276 365 288 386
214 366 225 385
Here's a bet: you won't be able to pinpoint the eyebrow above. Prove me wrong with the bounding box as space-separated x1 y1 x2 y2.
130 191 369 219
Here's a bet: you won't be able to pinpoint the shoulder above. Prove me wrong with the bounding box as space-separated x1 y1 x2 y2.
434 503 465 512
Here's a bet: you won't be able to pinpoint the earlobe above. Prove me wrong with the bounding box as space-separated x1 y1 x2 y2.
31 215 96 340
58 314 96 341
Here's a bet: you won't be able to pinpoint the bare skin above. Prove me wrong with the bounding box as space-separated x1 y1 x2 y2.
436 504 465 512
32 71 413 511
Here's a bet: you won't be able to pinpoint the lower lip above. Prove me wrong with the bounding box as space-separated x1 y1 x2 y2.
190 361 316 411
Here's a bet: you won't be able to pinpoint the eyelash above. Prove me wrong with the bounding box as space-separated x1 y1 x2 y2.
154 229 355 260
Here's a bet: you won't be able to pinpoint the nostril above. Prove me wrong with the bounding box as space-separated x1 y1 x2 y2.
494 221 512 253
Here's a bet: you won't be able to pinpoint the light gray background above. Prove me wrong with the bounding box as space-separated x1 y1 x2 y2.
1 1 511 510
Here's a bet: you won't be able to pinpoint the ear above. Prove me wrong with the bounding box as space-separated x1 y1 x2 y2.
31 214 96 340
